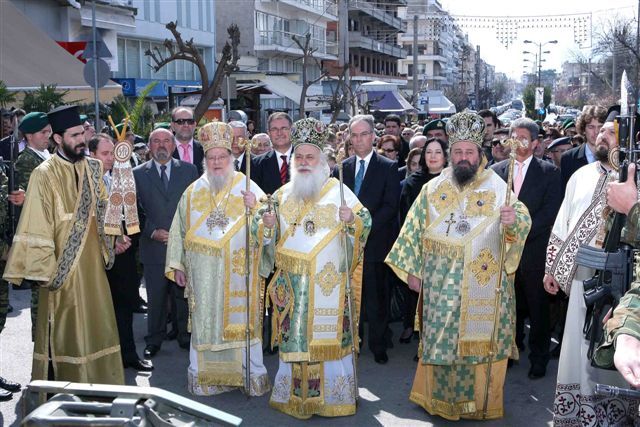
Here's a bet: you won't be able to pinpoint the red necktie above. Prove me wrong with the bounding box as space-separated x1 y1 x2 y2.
280 155 288 185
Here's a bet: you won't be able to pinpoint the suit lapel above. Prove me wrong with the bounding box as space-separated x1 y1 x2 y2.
145 161 168 197
343 156 356 189
167 159 182 196
360 151 378 190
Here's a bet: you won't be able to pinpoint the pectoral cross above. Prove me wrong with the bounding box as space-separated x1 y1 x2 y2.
444 212 457 236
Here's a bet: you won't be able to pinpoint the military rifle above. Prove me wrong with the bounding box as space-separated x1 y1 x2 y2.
576 71 638 367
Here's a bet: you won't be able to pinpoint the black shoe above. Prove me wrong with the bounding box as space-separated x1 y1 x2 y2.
374 351 389 364
143 345 160 359
178 340 190 350
413 354 419 362
0 377 20 392
124 358 154 372
528 364 546 379
133 304 148 314
166 329 178 341
7 304 12 313
0 388 11 401
399 328 413 344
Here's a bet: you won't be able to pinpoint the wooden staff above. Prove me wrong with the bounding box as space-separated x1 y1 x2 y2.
482 137 526 418
336 152 359 403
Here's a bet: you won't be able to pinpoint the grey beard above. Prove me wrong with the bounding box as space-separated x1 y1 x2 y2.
290 165 328 202
452 161 479 186
208 168 234 194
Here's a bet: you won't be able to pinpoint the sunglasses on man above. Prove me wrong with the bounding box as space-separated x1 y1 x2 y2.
173 118 196 125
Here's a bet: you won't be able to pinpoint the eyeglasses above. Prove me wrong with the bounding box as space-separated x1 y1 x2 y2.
173 118 196 125
350 131 373 139
268 126 290 133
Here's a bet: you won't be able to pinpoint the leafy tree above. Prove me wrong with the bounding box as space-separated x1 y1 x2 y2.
0 81 16 108
108 82 158 137
22 84 69 112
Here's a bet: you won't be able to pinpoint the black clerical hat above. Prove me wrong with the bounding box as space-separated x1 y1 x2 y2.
47 105 82 134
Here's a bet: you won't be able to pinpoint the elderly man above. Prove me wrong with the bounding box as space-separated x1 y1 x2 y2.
4 105 124 385
165 122 269 396
386 111 531 420
251 133 272 156
229 121 252 171
256 118 371 419
171 106 204 176
134 128 199 358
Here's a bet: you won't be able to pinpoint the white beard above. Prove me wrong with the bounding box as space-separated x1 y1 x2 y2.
290 163 328 202
207 167 234 194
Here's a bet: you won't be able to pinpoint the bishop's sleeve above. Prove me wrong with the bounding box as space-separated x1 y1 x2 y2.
503 200 531 275
385 186 428 283
3 167 56 285
165 192 188 282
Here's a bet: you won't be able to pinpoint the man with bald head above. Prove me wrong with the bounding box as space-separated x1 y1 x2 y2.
133 128 199 358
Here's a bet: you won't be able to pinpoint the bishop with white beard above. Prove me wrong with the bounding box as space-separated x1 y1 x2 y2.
254 118 372 419
165 121 270 397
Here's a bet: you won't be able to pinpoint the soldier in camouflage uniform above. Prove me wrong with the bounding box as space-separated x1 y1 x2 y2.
13 112 51 340
0 166 26 400
593 162 640 389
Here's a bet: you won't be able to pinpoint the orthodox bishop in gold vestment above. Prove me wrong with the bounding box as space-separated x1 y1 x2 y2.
4 105 124 385
255 118 371 419
165 121 270 396
386 112 531 420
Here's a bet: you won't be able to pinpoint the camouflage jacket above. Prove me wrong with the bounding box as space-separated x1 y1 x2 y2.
15 147 45 192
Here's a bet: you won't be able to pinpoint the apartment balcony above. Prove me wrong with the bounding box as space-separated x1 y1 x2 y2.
349 32 406 58
348 0 405 31
258 0 338 20
256 30 338 60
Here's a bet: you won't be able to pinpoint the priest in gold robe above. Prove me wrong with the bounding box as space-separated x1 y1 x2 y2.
165 121 270 396
254 118 371 419
4 105 124 385
385 112 531 421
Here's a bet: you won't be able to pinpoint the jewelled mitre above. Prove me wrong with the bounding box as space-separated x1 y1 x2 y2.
290 118 327 151
198 121 233 153
445 111 486 147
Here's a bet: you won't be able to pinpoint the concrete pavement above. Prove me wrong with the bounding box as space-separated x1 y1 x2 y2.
1 286 556 426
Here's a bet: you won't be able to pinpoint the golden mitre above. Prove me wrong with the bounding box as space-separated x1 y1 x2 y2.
446 111 486 147
198 121 232 153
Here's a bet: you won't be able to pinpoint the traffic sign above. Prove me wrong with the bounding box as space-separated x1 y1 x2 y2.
535 87 544 109
83 58 111 89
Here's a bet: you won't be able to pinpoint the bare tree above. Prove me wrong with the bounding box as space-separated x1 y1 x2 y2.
307 64 350 123
291 33 329 118
145 22 240 122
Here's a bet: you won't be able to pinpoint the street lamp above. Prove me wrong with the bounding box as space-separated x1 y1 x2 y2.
524 39 557 88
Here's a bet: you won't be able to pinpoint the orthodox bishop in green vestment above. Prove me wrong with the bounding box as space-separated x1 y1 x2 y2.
165 121 270 396
386 112 531 421
255 119 371 419
4 105 124 385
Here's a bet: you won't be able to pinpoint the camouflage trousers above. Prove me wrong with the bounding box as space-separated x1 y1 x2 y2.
0 279 7 332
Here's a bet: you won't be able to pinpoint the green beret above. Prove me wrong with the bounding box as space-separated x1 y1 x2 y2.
153 122 171 130
422 119 447 135
18 112 49 134
562 119 575 130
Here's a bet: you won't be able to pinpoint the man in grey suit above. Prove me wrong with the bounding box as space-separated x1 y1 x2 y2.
133 128 199 358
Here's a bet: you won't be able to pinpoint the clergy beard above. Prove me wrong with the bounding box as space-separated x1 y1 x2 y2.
452 159 479 186
594 144 609 162
61 140 86 162
290 161 329 202
207 165 234 194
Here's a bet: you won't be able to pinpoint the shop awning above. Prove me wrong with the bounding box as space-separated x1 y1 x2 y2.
364 90 417 113
0 1 121 104
419 90 456 115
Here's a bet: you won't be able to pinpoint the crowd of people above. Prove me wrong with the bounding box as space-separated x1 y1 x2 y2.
0 102 639 424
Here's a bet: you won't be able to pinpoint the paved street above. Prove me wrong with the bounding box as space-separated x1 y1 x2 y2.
1 286 556 426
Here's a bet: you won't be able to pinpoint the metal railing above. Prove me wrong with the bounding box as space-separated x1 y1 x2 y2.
348 0 404 30
256 30 338 56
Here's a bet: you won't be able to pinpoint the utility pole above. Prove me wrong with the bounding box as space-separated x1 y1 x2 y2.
475 45 480 109
412 14 418 105
338 0 350 114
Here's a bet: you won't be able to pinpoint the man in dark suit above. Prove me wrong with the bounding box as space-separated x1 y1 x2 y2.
252 112 293 195
384 114 409 168
491 117 563 379
134 128 199 358
90 134 153 371
336 114 400 364
171 106 204 176
560 105 606 190
229 120 253 172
